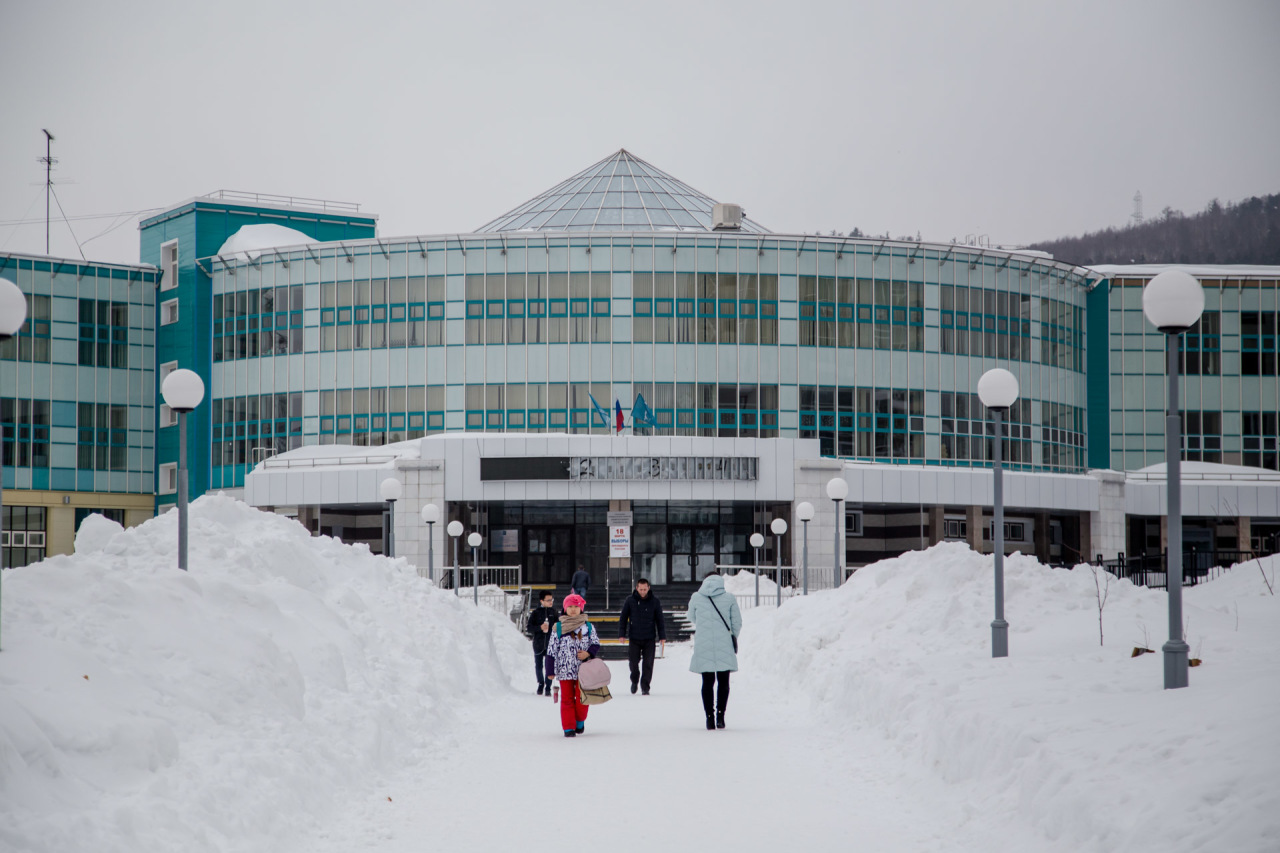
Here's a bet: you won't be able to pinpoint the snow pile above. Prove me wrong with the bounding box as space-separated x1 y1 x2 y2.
216 224 316 260
723 569 783 596
73 512 124 554
0 496 527 853
743 543 1279 852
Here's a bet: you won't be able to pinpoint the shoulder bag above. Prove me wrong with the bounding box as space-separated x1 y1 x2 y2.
707 596 738 653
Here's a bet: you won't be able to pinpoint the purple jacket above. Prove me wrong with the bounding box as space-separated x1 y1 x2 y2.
544 621 601 681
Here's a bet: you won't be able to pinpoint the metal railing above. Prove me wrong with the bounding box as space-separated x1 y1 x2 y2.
259 454 398 470
205 189 363 214
436 565 523 591
434 565 526 621
717 564 799 610
1091 548 1255 589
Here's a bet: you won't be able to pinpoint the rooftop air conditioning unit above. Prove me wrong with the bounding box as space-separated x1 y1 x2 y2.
712 203 743 231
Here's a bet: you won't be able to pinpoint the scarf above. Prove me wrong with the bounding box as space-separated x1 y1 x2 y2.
559 614 588 636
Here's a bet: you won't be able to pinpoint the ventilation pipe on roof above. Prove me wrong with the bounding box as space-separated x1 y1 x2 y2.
713 203 744 231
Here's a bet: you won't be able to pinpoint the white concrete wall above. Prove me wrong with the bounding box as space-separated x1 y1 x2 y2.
1089 470 1126 561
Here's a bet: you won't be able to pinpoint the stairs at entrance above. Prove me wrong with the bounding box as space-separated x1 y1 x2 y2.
545 582 701 660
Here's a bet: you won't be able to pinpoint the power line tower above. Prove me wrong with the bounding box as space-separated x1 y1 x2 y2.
1131 190 1144 227
38 129 57 254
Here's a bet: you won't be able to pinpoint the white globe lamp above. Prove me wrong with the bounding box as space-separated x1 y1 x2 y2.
1143 269 1205 333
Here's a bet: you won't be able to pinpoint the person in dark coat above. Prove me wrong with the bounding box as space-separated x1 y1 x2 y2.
526 592 558 696
618 578 666 695
570 565 591 600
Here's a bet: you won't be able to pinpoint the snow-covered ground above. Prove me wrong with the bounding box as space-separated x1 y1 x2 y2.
1 502 1276 852
0 498 526 853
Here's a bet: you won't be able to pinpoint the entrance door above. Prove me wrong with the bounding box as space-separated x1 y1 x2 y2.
670 526 717 582
525 527 573 584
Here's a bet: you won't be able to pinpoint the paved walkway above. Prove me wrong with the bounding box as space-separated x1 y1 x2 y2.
299 645 1042 853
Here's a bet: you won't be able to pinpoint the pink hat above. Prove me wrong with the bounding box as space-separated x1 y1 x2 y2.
564 594 586 609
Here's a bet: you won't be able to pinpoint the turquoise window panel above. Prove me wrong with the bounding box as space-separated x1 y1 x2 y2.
525 345 547 382
630 344 652 381
758 349 778 384
717 346 737 381
486 347 506 381
766 346 791 385
50 443 75 468
569 344 591 381
739 346 758 382
548 344 568 379
779 319 797 346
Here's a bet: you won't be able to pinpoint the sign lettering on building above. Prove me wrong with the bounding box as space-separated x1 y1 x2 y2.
569 456 758 481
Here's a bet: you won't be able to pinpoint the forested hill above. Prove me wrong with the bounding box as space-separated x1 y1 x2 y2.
1028 193 1280 266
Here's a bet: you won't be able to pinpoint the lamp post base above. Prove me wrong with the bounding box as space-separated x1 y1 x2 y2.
1162 638 1190 689
991 619 1008 658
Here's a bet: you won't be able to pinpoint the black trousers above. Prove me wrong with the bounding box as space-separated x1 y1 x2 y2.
701 671 731 716
628 638 656 690
534 649 548 689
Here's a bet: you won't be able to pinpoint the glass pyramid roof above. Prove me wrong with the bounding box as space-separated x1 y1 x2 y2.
476 149 769 234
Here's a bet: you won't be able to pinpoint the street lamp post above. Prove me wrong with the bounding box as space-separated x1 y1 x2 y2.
978 368 1019 659
826 477 849 589
447 520 463 596
749 532 764 607
421 503 440 582
0 277 29 650
796 502 814 595
379 477 402 559
771 517 788 606
468 531 483 605
1144 269 1205 690
161 369 206 572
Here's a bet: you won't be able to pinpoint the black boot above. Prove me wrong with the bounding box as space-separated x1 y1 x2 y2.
716 711 725 729
705 713 716 730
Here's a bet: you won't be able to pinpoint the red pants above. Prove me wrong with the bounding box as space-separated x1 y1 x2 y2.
558 679 589 732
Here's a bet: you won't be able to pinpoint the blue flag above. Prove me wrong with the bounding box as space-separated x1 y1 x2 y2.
631 392 657 428
588 393 611 427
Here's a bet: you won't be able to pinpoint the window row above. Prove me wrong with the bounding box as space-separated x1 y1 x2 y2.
1241 312 1278 375
1 398 50 469
78 298 129 368
2 506 46 569
1181 312 1221 376
78 403 128 472
0 294 51 363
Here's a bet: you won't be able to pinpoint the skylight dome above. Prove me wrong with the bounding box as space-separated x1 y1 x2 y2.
476 149 769 234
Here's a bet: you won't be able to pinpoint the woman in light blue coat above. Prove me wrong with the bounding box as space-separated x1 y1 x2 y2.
687 573 742 731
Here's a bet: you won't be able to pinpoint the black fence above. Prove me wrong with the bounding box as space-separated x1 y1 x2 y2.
1091 549 1255 589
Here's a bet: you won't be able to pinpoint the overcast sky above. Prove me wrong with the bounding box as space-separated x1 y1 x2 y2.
2 0 1277 265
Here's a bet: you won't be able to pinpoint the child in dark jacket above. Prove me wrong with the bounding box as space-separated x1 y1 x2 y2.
544 593 601 737
526 592 558 696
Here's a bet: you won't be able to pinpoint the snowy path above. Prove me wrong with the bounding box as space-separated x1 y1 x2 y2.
296 645 1044 853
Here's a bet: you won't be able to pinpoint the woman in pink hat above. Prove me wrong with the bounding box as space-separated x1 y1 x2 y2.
544 593 601 737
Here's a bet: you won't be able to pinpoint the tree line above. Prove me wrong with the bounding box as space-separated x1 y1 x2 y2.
1028 193 1280 266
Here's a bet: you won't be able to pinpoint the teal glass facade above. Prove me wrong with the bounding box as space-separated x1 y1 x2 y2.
139 193 377 510
0 253 158 495
1101 270 1280 472
207 233 1094 490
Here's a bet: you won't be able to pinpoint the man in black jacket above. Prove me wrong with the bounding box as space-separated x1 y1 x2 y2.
618 578 666 695
526 591 558 696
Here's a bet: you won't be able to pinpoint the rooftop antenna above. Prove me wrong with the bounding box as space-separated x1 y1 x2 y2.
1131 190 1144 227
38 129 56 253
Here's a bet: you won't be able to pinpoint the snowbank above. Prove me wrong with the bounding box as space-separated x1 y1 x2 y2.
742 543 1279 853
216 224 316 260
0 496 527 853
